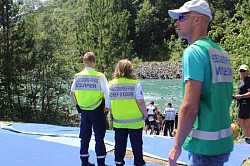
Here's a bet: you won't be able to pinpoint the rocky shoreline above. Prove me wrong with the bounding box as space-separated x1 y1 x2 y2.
135 62 182 79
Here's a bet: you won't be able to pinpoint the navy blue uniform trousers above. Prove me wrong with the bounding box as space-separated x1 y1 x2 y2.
79 102 106 166
114 128 145 166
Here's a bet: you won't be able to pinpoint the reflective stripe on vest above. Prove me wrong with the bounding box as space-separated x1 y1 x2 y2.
79 98 102 110
113 116 144 123
189 127 232 140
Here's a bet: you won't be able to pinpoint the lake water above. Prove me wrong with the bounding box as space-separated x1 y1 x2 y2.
67 79 182 114
140 79 182 112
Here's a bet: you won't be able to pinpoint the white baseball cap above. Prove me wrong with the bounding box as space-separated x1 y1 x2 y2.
239 64 249 71
168 0 212 20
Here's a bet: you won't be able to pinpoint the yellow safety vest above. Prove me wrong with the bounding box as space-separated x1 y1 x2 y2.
109 78 144 129
74 69 104 110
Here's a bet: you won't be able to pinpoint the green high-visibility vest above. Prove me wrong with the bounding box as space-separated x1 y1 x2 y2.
183 38 234 155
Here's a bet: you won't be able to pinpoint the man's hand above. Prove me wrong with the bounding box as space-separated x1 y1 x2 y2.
172 129 177 137
234 94 242 100
104 108 110 115
168 147 182 166
76 104 82 113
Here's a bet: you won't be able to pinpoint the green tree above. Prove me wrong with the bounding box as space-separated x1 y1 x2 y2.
18 0 79 124
135 0 168 61
76 0 132 79
167 35 186 62
0 0 33 121
221 0 250 68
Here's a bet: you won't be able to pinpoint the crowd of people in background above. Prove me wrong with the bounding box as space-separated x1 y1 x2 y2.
144 101 178 136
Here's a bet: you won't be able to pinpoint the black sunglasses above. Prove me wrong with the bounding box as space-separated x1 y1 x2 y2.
239 69 247 72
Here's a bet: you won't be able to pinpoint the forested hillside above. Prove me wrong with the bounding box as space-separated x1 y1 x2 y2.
0 0 249 124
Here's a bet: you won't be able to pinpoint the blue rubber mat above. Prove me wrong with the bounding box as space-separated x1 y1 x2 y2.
0 132 80 166
0 123 159 166
1 122 249 166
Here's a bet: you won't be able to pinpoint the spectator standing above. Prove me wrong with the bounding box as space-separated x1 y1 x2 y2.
145 101 157 135
70 52 110 166
163 103 176 137
167 0 234 165
155 111 163 135
234 64 250 144
109 59 148 166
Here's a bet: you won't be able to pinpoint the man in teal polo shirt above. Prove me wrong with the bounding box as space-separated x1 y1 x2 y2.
167 0 234 165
